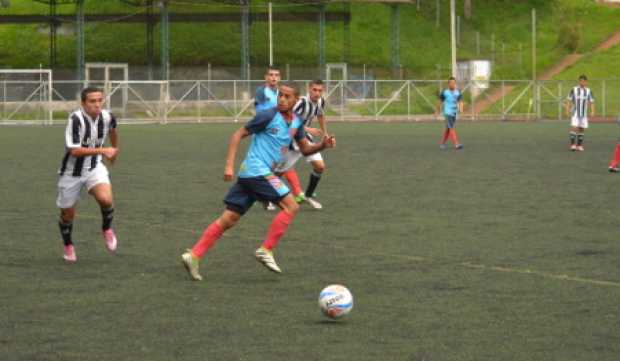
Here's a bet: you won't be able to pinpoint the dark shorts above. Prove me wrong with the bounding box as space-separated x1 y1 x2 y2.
224 175 290 215
445 115 457 129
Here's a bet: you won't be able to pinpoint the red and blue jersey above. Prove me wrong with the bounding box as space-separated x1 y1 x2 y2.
255 85 278 112
239 108 305 178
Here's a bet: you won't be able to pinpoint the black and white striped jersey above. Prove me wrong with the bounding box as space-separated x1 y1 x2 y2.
293 96 325 127
59 109 117 177
567 86 594 119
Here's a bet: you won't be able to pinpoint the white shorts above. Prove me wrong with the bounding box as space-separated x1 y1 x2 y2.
56 164 110 208
274 149 323 173
571 116 589 129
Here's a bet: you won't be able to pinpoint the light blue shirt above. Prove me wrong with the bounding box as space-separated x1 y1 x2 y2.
238 108 305 178
440 89 463 117
255 85 278 112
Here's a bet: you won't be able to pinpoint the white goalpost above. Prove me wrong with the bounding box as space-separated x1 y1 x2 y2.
0 69 53 125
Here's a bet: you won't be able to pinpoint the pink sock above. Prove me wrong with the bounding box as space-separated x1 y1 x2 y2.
191 221 224 258
262 211 295 250
283 169 303 196
441 129 450 144
611 144 620 168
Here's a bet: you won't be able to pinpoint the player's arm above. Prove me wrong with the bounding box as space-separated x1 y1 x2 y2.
224 127 250 181
65 115 117 160
589 92 596 117
565 90 574 116
224 109 274 181
107 114 119 164
298 135 336 156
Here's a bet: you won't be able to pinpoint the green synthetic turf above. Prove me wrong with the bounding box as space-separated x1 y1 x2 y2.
2 121 620 361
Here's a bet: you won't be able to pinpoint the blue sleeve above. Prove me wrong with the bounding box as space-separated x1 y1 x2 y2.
294 125 306 141
245 108 276 134
439 90 446 102
254 86 266 107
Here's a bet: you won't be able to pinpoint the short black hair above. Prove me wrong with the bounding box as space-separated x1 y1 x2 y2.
579 74 588 81
80 87 103 102
265 66 280 74
310 79 324 87
448 76 457 81
279 82 299 96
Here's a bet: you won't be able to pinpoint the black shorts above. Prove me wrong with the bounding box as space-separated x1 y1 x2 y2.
224 175 290 215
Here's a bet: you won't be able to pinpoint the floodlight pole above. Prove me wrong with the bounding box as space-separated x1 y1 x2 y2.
240 0 250 80
318 3 326 78
76 0 85 82
160 0 170 81
268 2 273 66
450 0 457 78
532 8 536 81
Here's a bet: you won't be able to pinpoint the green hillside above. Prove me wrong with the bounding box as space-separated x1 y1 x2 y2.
0 0 619 79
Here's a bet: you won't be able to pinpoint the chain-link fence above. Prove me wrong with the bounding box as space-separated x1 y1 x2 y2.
0 78 618 125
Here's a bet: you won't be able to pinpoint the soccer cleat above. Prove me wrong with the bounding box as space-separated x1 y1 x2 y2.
306 197 323 210
294 193 306 204
570 144 577 151
455 144 464 150
439 144 447 150
181 250 203 281
63 245 77 263
576 146 585 152
609 166 620 173
264 202 277 211
255 246 282 274
102 229 117 252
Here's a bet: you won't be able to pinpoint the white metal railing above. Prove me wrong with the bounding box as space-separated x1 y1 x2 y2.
0 79 617 124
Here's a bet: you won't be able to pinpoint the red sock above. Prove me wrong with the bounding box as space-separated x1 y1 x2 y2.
450 129 460 145
283 169 303 196
191 221 224 259
610 144 620 168
261 211 295 250
441 129 450 144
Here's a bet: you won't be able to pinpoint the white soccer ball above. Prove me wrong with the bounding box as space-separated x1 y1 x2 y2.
318 284 353 319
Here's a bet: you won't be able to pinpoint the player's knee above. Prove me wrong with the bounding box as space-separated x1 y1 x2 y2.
97 196 113 209
286 201 300 216
60 208 75 222
314 164 325 173
219 211 241 229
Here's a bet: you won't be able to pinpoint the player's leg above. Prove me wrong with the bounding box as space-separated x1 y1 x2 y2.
305 156 325 209
569 118 579 150
56 175 83 262
282 169 305 202
182 181 252 281
447 116 462 149
252 175 298 273
608 142 620 172
576 124 586 151
88 167 117 252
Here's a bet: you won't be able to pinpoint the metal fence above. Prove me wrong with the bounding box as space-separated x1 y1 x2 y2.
0 79 618 125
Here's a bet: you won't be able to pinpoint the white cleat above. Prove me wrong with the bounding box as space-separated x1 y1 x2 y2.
181 250 203 281
265 202 277 211
305 197 323 210
255 246 282 274
102 229 117 252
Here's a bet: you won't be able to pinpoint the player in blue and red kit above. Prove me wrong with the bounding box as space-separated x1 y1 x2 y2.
181 83 336 281
437 77 464 150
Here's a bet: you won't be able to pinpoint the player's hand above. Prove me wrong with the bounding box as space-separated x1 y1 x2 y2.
224 166 234 182
322 135 336 149
102 147 118 161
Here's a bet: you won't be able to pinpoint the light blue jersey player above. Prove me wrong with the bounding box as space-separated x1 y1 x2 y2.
181 83 336 281
255 66 281 112
437 77 464 150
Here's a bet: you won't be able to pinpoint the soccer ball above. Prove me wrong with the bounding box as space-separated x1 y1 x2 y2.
318 284 353 319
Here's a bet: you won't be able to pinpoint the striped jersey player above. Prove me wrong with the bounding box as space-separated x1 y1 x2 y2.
56 87 120 262
274 79 329 209
565 75 595 152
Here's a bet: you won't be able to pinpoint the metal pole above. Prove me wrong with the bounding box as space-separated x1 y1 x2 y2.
240 0 250 80
49 0 57 69
318 3 326 78
476 31 480 56
268 2 273 66
391 4 400 77
450 0 457 77
146 0 154 80
532 8 536 81
76 0 85 82
160 0 169 81
436 0 440 28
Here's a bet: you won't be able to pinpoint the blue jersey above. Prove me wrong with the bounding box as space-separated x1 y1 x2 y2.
239 108 306 178
439 89 463 117
255 85 278 112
